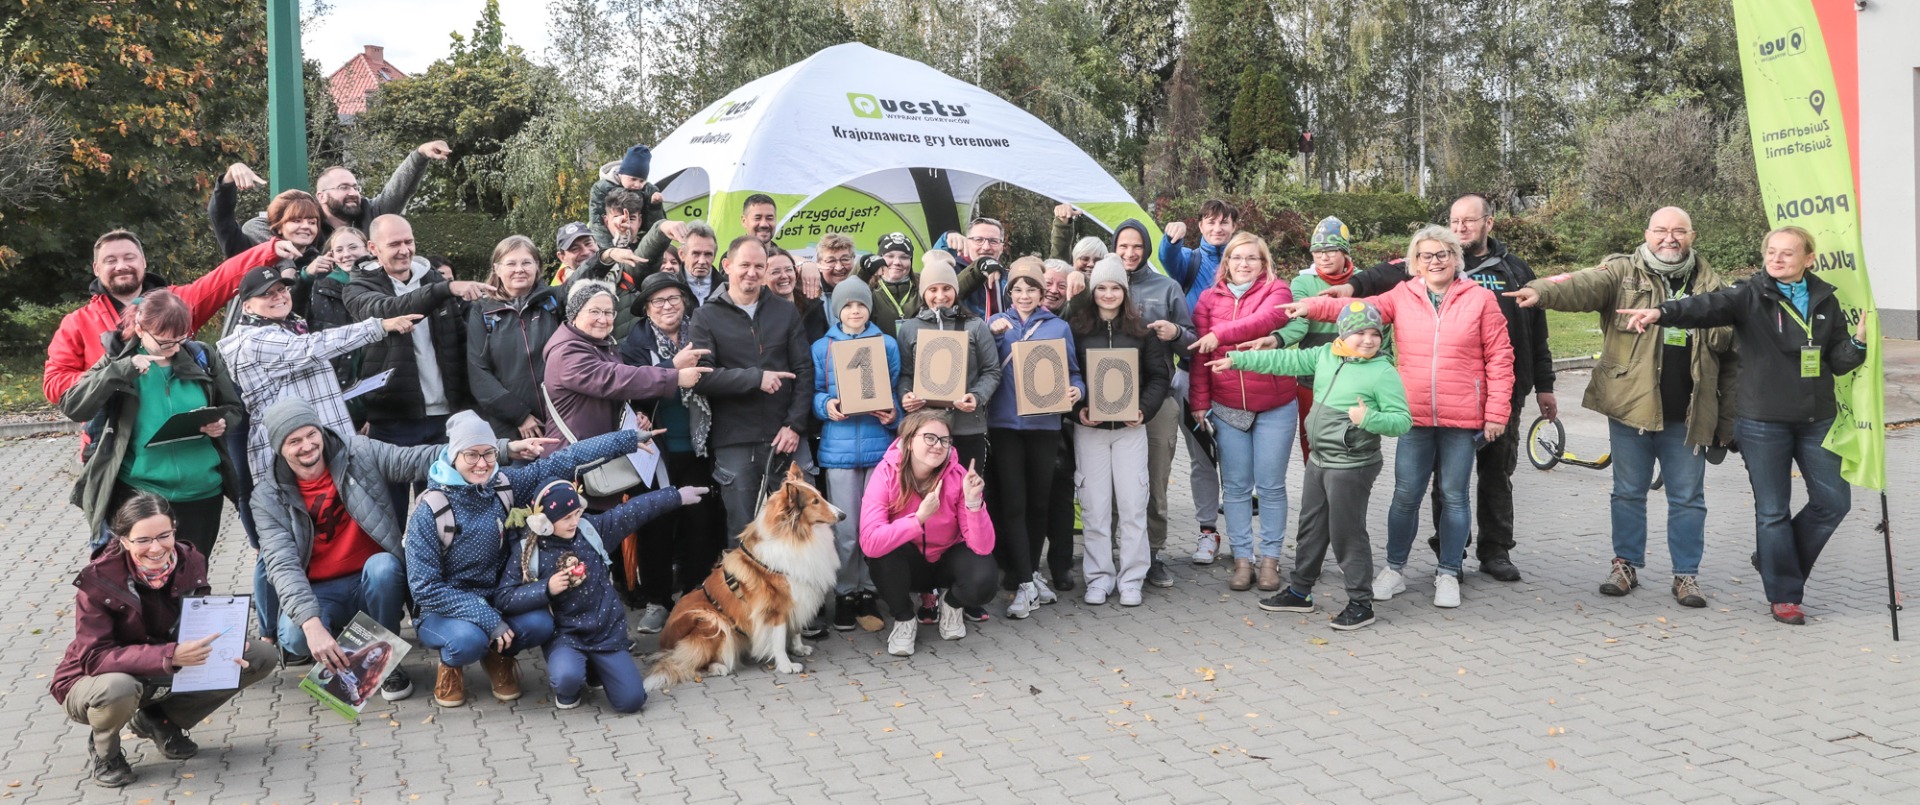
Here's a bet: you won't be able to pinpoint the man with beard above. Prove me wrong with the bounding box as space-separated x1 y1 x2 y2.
44 231 285 405
742 194 780 245
1507 207 1737 607
237 141 452 246
1323 194 1553 582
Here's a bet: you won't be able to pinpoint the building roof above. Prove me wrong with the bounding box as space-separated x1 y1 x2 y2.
328 45 407 118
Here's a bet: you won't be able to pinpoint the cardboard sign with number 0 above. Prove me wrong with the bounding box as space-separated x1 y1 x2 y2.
1011 338 1073 416
912 329 970 406
1083 348 1140 422
829 337 894 415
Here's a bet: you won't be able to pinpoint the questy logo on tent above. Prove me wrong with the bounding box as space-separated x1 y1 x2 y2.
846 92 970 122
706 95 759 124
1755 27 1806 61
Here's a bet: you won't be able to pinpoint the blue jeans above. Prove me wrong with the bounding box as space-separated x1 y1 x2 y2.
1212 402 1296 561
417 609 554 667
546 644 648 713
1387 427 1477 576
1736 417 1852 604
253 561 281 645
274 553 408 654
1607 420 1707 575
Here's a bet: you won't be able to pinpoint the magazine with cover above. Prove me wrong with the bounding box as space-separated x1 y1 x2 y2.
299 612 410 721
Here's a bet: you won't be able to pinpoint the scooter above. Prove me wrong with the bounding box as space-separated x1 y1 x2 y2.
1524 416 1664 490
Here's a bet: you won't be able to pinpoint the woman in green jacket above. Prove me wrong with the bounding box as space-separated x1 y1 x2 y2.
1213 300 1410 630
61 289 243 557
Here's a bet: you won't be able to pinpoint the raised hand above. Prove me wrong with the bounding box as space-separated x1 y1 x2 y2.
962 460 986 509
417 140 453 160
916 478 943 524
225 162 266 191
1164 221 1188 243
507 437 559 460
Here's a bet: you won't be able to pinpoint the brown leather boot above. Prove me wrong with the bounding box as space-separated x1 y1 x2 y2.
1257 557 1282 591
432 661 466 708
1229 559 1254 591
481 650 522 702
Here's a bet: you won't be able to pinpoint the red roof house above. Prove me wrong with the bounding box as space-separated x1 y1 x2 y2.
328 45 407 118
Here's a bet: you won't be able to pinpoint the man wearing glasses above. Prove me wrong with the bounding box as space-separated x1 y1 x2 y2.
238 140 452 246
1323 193 1552 583
1505 207 1737 607
943 217 1009 315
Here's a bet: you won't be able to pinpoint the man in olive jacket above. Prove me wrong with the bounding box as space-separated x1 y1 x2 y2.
1508 206 1738 608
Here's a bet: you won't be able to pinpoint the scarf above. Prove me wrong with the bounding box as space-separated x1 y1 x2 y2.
1636 244 1697 280
127 549 175 590
1775 278 1810 318
236 310 309 335
1226 279 1255 299
1330 338 1371 360
654 321 714 456
1318 257 1355 287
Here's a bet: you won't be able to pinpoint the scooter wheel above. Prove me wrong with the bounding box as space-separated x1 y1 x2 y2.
1526 416 1564 470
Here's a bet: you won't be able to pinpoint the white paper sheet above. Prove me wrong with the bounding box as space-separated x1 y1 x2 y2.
341 369 395 401
621 407 669 487
171 596 250 693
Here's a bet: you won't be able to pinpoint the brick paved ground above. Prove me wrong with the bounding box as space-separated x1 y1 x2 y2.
1 368 1915 803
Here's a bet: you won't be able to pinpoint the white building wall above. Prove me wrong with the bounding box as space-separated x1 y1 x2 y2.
1857 1 1920 338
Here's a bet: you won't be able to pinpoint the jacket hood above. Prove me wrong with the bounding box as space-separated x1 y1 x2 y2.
1113 219 1152 257
598 160 622 184
825 321 885 342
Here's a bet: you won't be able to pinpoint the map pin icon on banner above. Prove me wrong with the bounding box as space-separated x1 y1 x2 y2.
1810 89 1827 116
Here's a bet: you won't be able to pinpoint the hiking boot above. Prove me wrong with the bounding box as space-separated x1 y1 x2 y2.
636 603 669 634
481 651 522 702
833 594 859 631
89 745 135 788
128 707 197 760
938 597 967 640
1191 530 1220 565
1229 559 1254 591
887 619 918 656
1771 603 1807 625
1256 557 1282 592
1599 558 1638 597
1480 556 1522 582
1258 587 1315 613
380 666 414 702
1330 601 1376 631
1146 556 1174 588
433 661 466 707
854 592 886 632
1031 571 1058 605
1433 573 1461 608
1672 575 1707 608
1372 567 1406 601
917 592 939 625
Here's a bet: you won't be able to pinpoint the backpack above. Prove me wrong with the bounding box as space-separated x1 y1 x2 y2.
417 484 515 553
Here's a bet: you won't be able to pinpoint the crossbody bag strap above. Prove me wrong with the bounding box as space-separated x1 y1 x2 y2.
541 384 582 445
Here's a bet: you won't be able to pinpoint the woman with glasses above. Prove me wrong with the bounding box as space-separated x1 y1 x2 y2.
468 236 565 439
1189 232 1299 594
859 410 995 657
1284 226 1514 609
618 273 730 633
62 290 243 558
52 492 277 788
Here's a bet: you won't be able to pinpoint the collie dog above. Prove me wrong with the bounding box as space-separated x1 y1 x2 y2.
645 462 842 691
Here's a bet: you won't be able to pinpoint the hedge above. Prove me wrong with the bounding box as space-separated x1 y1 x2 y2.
407 211 514 281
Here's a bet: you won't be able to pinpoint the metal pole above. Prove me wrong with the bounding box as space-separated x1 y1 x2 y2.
1881 492 1901 641
267 0 309 194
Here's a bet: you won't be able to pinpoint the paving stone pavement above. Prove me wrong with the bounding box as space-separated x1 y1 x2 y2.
0 369 1916 803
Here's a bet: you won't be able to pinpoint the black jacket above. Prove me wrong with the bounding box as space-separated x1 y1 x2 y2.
1659 273 1865 424
466 286 565 436
688 284 815 447
1348 237 1554 403
1069 314 1172 430
341 258 471 422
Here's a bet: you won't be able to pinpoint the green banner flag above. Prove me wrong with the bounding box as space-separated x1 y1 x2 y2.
1733 0 1886 489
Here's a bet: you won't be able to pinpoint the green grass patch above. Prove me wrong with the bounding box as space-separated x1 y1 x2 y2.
0 352 53 416
1546 309 1605 361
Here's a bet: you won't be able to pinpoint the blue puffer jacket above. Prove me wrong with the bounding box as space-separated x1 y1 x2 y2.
986 307 1085 431
404 428 642 638
1161 236 1224 310
811 323 901 469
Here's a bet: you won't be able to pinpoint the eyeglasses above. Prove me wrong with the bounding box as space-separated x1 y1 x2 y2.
144 333 189 349
1226 254 1264 264
1647 227 1693 238
647 297 683 309
966 236 1004 247
920 432 953 450
1447 215 1488 226
257 285 292 300
457 448 498 465
1415 251 1454 263
323 182 362 194
124 530 177 548
819 255 853 267
578 307 617 320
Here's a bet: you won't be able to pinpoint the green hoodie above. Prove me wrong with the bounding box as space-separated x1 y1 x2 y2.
1229 344 1411 469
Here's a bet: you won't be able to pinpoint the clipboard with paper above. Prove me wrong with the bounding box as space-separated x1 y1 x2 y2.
620 407 669 487
171 595 251 693
144 407 226 447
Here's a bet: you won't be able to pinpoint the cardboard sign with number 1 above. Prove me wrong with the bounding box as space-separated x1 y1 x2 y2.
829 337 893 414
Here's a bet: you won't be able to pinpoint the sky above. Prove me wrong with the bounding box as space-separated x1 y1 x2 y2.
301 0 555 75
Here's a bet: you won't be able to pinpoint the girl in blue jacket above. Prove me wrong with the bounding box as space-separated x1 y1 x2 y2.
812 280 902 632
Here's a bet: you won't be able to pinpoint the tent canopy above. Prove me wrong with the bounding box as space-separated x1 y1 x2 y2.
650 43 1160 262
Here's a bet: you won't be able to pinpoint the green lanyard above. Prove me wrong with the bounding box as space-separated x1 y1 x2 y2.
1777 300 1813 342
876 280 912 317
1778 301 1820 378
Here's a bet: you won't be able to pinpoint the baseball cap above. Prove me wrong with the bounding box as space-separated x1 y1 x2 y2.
555 222 593 252
237 265 295 300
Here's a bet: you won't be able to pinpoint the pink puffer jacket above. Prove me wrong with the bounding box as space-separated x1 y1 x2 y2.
1191 273 1298 413
1302 279 1514 429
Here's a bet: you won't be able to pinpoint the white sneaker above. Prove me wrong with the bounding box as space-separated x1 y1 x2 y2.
1118 588 1143 607
1084 586 1109 606
1007 583 1037 620
887 619 918 656
1433 573 1461 608
937 596 967 640
1373 567 1407 601
1192 531 1220 565
1031 572 1058 605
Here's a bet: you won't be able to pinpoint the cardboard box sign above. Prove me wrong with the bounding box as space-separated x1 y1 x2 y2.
1084 348 1140 422
912 328 971 405
829 337 894 415
1012 338 1074 416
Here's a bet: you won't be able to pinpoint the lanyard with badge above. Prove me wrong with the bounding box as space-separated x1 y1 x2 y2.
1778 301 1820 378
1662 287 1690 347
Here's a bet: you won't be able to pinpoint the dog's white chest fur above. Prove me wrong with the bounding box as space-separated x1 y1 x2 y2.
751 523 842 623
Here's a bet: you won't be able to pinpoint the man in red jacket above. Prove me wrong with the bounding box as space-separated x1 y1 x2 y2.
44 230 288 406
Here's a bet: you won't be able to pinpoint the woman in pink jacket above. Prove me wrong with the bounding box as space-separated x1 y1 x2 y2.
1284 225 1514 609
859 410 994 658
1189 232 1298 593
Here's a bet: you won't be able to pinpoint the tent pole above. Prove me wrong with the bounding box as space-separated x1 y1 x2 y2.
1882 491 1901 641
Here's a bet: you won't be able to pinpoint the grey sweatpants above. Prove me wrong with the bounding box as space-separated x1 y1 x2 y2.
1290 460 1383 604
826 466 875 595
